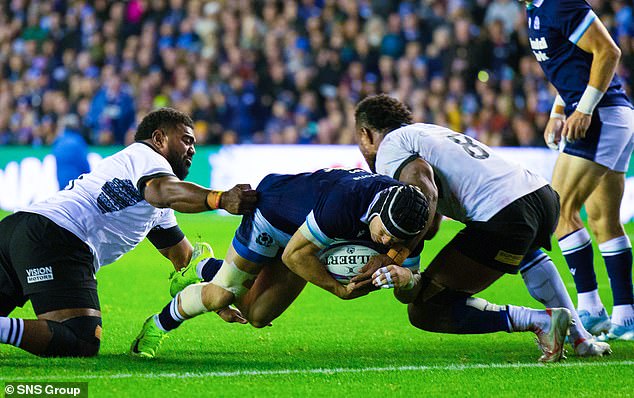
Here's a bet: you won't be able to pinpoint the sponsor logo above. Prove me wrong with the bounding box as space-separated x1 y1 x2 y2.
324 254 372 266
494 250 523 266
26 266 53 283
529 37 547 50
529 37 549 62
255 232 273 247
532 50 549 62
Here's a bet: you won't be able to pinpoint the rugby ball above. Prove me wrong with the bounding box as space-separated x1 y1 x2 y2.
318 242 380 285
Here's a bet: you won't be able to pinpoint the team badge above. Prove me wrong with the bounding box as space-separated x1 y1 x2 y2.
255 232 273 247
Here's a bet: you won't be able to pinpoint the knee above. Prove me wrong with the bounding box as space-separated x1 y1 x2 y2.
586 215 605 237
407 302 437 331
249 318 270 329
44 316 101 357
587 215 623 242
202 283 235 310
78 338 100 357
244 307 274 329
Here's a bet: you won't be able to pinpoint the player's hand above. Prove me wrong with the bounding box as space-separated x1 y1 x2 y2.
349 254 394 287
562 111 591 143
215 306 248 324
544 118 564 150
371 265 413 289
335 281 377 300
220 184 258 215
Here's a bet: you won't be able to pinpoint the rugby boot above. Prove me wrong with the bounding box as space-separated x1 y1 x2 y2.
572 337 612 357
578 308 611 336
599 323 634 341
169 242 214 297
535 308 572 363
130 315 167 359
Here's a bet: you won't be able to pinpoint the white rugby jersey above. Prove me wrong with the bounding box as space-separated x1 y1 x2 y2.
376 124 548 223
22 143 178 272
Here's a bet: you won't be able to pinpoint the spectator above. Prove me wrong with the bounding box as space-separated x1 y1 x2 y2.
51 114 90 189
85 74 135 145
0 0 631 148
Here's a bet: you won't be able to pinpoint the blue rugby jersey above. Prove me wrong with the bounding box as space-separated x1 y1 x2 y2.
255 168 397 244
526 0 632 115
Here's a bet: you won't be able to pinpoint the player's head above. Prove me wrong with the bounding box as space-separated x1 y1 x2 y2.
354 94 413 172
135 108 195 180
367 185 429 245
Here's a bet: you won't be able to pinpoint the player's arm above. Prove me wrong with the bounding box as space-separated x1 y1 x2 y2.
158 237 193 270
146 222 193 270
563 18 621 141
381 157 439 264
423 212 442 241
143 176 257 215
398 157 437 227
282 223 372 300
544 91 565 149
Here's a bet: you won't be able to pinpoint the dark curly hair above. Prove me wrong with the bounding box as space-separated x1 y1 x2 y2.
355 94 413 135
134 107 194 141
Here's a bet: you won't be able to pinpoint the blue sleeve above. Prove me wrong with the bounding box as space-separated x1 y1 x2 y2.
556 0 595 44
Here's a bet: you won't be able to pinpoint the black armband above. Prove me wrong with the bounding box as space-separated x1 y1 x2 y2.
147 225 185 249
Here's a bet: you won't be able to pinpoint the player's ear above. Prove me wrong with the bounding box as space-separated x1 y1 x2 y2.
359 127 374 145
151 129 167 148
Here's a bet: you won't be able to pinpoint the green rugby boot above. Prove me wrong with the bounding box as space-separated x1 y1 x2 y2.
169 242 214 297
130 315 167 359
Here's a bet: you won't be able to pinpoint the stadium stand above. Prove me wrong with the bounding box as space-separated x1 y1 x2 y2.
0 0 632 146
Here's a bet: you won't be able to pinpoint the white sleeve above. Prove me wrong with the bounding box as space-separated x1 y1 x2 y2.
376 135 418 179
154 208 178 229
126 144 176 194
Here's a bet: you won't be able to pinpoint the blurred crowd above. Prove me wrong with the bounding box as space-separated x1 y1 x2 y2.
0 0 633 147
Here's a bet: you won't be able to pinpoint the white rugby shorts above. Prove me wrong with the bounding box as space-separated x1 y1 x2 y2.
561 106 634 172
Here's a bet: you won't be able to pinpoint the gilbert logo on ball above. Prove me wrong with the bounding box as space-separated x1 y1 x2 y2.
319 242 379 285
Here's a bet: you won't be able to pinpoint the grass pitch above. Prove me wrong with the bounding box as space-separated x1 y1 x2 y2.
1 211 633 397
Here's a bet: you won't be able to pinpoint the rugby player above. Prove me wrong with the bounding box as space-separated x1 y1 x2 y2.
353 94 611 360
132 168 571 362
0 108 256 357
524 0 634 341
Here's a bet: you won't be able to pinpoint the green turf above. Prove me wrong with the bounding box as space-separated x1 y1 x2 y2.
1 211 633 397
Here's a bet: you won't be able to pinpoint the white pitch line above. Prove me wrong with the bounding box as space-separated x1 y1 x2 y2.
3 360 633 381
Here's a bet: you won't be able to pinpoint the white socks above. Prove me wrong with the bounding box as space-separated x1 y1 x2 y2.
612 304 634 327
520 253 589 341
507 305 550 333
0 317 24 347
577 290 605 315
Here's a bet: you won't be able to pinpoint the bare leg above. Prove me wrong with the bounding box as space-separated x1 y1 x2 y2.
236 258 307 328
